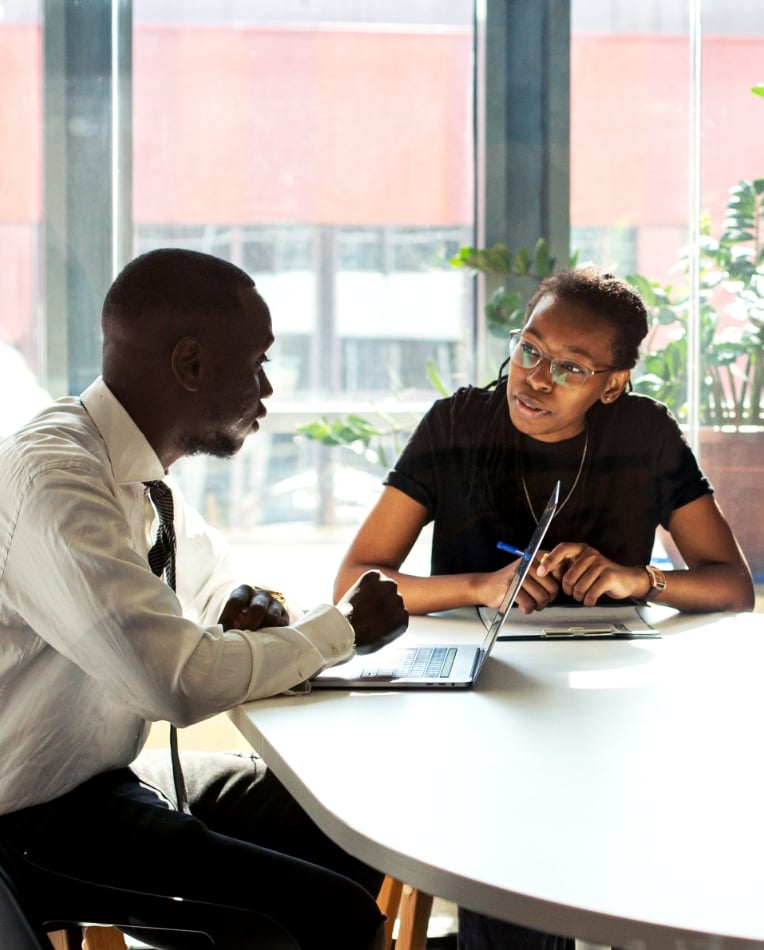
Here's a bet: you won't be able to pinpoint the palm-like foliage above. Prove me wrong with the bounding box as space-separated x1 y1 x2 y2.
632 177 764 426
450 239 579 336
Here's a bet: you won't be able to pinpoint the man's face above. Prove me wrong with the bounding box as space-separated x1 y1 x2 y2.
179 288 274 459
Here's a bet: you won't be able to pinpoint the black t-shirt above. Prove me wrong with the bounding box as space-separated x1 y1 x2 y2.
385 381 711 601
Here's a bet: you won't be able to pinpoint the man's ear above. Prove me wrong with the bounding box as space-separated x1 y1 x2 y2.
171 336 204 392
600 370 630 404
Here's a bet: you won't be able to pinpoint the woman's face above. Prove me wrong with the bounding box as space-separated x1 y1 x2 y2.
506 293 630 443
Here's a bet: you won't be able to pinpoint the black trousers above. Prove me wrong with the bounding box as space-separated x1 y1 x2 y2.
458 909 575 950
0 749 385 950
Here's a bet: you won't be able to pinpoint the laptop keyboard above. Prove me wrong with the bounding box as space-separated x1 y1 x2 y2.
361 646 457 679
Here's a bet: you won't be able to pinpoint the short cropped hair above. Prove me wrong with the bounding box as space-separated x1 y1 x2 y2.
102 248 257 337
525 267 648 369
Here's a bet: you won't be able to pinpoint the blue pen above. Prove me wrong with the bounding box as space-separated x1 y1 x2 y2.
497 541 531 560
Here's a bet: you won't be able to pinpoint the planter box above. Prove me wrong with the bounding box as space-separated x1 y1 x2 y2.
699 427 764 580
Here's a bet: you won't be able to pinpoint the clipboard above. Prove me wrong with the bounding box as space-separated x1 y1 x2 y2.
482 605 662 641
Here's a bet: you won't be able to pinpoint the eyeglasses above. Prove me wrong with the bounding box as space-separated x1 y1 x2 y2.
508 331 616 388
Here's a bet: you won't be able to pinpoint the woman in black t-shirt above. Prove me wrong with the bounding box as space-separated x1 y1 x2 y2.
334 267 753 618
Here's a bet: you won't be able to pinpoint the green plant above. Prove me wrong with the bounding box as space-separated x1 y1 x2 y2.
631 176 764 427
450 238 579 337
629 84 764 427
296 360 450 469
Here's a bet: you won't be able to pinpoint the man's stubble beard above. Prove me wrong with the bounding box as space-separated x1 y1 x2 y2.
177 431 241 460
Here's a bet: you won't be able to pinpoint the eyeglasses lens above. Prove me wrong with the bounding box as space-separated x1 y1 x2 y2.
509 335 588 388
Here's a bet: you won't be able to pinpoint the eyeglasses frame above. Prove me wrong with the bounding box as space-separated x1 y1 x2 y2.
507 330 619 387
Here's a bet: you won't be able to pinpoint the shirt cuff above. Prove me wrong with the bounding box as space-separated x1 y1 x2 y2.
293 603 355 666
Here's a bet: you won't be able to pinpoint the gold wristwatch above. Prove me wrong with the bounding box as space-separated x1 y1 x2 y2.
640 564 667 603
259 587 286 605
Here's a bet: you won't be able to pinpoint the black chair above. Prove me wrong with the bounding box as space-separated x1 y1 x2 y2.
0 839 299 950
0 859 52 950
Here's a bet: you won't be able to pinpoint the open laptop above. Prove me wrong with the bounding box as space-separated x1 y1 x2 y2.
312 481 560 689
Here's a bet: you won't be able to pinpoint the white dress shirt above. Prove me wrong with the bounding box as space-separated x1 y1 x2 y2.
0 378 354 814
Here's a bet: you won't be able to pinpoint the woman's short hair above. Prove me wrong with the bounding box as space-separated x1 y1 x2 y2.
524 266 649 369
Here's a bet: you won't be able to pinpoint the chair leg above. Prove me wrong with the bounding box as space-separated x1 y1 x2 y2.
48 930 78 950
376 875 404 950
81 926 128 950
396 884 433 950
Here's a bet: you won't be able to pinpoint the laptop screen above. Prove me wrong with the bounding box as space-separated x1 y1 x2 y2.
475 480 560 665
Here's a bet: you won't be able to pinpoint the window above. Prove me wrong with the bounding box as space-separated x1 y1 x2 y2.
570 0 764 576
7 2 759 585
0 2 475 586
132 2 475 540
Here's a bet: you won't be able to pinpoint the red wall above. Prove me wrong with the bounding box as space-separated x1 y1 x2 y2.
572 34 764 228
4 26 763 230
0 25 39 359
132 26 472 226
0 25 41 221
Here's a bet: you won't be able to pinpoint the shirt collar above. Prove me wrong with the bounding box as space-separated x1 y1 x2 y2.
80 377 166 486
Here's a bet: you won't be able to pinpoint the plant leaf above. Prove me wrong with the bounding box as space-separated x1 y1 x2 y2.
426 360 450 396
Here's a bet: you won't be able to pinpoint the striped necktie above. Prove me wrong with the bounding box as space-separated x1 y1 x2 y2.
144 479 176 591
144 480 190 815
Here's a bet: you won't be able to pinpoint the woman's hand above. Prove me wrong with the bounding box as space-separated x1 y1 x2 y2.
477 554 560 615
538 544 649 606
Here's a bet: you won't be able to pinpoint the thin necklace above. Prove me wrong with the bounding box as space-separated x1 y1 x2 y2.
520 426 589 524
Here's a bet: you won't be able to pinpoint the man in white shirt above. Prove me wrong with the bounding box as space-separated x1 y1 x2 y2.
0 248 408 950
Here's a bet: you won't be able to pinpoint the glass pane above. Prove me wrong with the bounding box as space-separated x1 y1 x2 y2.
571 0 764 578
1 1 473 604
571 4 690 286
696 3 764 577
132 1 475 589
0 1 48 437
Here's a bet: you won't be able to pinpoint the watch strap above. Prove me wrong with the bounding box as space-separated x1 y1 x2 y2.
636 564 667 604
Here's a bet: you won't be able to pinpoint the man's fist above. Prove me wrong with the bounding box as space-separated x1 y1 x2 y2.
337 570 408 655
218 586 290 631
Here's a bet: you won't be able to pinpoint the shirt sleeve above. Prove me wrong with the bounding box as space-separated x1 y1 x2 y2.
2 465 354 727
384 397 452 515
653 402 712 528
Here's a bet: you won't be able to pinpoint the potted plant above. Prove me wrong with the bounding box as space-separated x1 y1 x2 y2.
629 89 764 578
627 170 764 576
631 177 764 428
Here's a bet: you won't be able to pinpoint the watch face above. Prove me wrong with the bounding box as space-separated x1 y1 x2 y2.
647 565 666 592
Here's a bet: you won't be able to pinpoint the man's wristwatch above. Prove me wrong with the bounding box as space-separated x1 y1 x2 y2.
637 564 667 604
